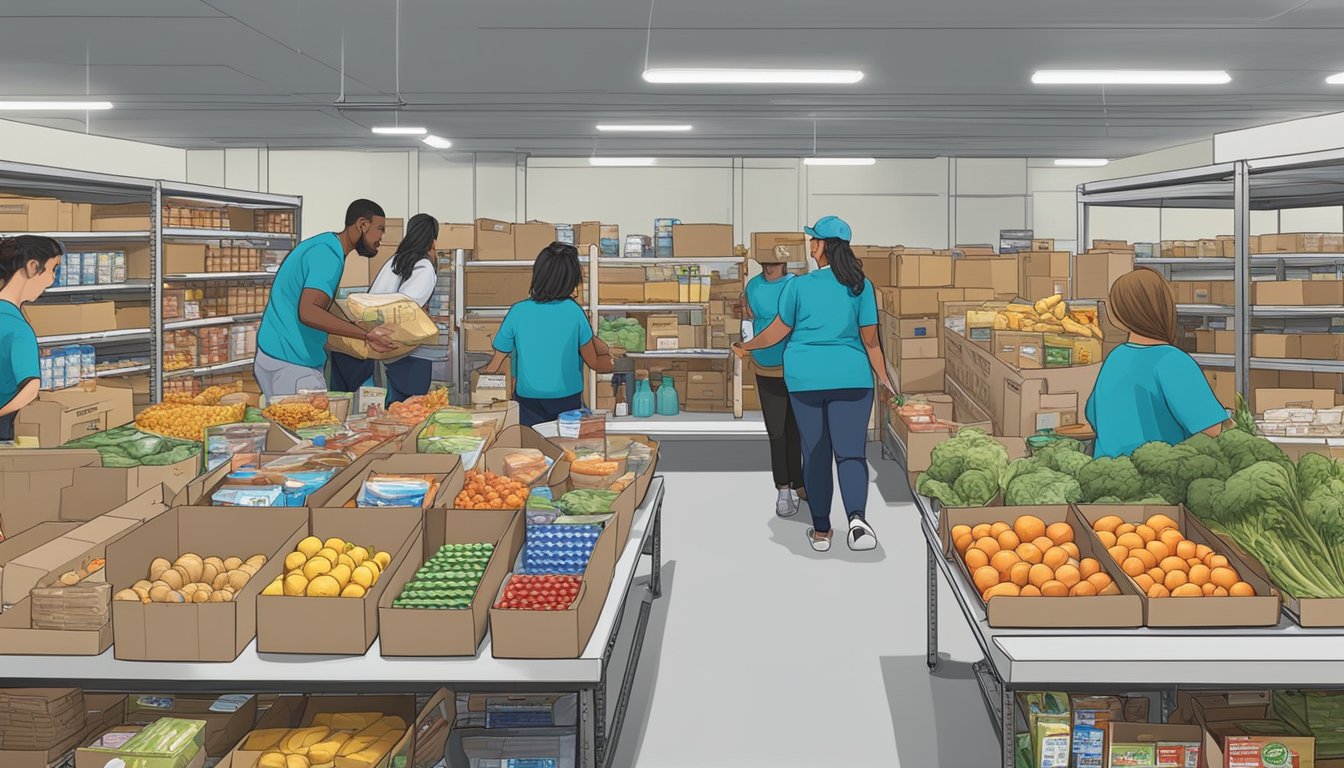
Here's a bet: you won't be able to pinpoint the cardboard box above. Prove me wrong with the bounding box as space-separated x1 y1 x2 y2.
22 300 117 337
108 506 304 661
378 508 523 657
1300 334 1344 361
1075 504 1281 627
1073 251 1134 299
953 257 1018 294
514 221 558 261
892 251 954 288
88 203 152 232
599 283 644 303
14 384 134 448
671 224 733 258
255 507 420 655
889 336 940 361
1254 280 1344 306
464 267 531 307
1017 251 1069 289
887 287 983 318
114 305 151 331
1024 275 1069 301
0 693 126 768
1 513 142 606
125 695 258 757
684 370 726 400
573 221 603 249
0 452 180 537
302 453 463 510
896 358 946 394
1106 722 1202 768
644 282 679 302
226 691 448 768
943 328 1099 436
461 317 503 353
164 243 207 274
436 222 475 251
0 197 61 231
489 528 618 660
752 232 806 264
471 219 515 261
338 254 368 288
893 393 1000 485
1253 333 1302 359
939 506 1144 628
1092 239 1134 251
0 522 79 603
601 265 646 284
993 331 1045 369
1032 239 1055 251
1204 729 1315 768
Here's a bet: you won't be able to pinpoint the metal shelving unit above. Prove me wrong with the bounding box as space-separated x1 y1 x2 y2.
163 313 262 331
455 246 746 418
0 160 302 405
162 357 256 379
1078 149 1344 399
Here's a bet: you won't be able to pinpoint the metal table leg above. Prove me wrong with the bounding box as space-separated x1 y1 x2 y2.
602 598 653 768
647 496 663 599
579 688 598 768
1001 681 1016 768
927 546 939 670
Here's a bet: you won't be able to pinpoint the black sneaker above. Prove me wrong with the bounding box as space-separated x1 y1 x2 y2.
847 515 877 551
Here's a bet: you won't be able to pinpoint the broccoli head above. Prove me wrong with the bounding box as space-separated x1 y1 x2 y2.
1076 456 1146 503
1131 441 1230 506
925 428 1009 485
1297 452 1344 499
1004 466 1083 506
915 475 963 508
1036 439 1092 478
952 468 999 506
1215 428 1294 477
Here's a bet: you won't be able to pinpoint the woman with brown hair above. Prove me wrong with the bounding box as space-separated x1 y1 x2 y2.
1085 267 1229 458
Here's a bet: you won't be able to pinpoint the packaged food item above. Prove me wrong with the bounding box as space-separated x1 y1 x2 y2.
357 474 435 508
212 485 284 507
504 449 552 485
204 423 270 470
520 525 601 575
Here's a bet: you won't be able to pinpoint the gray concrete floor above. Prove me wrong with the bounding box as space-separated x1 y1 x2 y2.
606 438 1001 767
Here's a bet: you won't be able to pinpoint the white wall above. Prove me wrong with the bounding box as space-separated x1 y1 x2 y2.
0 118 185 181
1215 112 1344 163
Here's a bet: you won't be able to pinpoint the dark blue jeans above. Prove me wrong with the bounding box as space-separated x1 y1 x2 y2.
516 392 586 428
328 351 432 405
790 387 874 533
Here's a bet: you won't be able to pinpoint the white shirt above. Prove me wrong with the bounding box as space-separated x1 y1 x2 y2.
369 256 442 361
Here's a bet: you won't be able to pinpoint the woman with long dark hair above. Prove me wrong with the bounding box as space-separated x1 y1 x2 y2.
0 236 63 441
734 216 895 553
482 242 614 427
329 212 441 403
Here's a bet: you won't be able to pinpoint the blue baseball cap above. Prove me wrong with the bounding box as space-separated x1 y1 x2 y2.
804 215 852 242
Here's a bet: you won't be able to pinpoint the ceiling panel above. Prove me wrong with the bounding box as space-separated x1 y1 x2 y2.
0 0 1340 156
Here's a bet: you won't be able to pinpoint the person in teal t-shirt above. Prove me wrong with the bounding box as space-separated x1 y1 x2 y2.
1086 267 1229 458
481 242 613 427
735 216 895 554
743 248 804 518
0 236 63 442
254 199 396 398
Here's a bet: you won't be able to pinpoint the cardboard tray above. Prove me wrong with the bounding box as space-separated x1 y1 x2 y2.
254 507 422 655
220 689 451 768
108 506 307 662
0 597 113 656
489 522 620 659
378 508 524 657
1073 504 1282 628
938 505 1144 628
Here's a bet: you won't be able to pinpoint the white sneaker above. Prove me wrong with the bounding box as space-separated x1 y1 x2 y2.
847 516 877 552
776 490 797 518
790 490 803 516
806 528 832 552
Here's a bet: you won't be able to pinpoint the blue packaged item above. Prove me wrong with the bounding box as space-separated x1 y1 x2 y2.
357 477 431 508
1071 724 1104 768
280 469 336 506
212 486 284 507
80 345 95 382
81 254 97 285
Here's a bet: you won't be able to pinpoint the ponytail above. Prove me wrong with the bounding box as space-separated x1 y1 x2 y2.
823 238 866 296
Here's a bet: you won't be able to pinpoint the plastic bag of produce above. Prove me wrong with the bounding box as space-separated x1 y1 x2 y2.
327 292 439 360
358 474 434 508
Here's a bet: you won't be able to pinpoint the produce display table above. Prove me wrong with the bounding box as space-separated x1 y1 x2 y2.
881 423 1344 768
0 477 665 768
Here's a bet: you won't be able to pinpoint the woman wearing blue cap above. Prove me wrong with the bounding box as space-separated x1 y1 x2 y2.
734 216 895 552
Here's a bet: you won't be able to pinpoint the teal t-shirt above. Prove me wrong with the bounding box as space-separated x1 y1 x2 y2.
0 300 39 409
745 273 793 369
257 232 346 368
777 267 878 392
494 299 593 399
1086 343 1228 458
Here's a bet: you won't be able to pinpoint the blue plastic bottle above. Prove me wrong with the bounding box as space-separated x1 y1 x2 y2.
656 375 679 416
632 378 655 418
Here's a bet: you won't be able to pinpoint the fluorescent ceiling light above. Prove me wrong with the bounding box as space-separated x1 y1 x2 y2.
804 157 876 166
371 125 427 135
1328 72 1344 85
1054 158 1110 167
589 157 657 167
421 134 453 149
643 68 863 85
0 101 113 111
596 124 693 132
1032 70 1230 85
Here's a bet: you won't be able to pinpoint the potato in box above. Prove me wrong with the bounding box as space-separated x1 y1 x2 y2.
108 506 305 661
